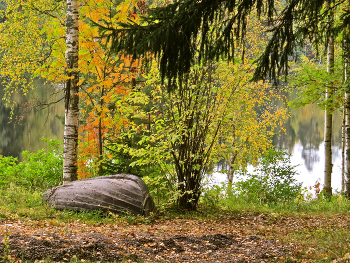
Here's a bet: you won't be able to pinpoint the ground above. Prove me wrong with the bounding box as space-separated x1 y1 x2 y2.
0 212 348 262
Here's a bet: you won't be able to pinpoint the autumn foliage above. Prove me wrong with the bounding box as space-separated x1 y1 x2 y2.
0 0 288 209
76 0 145 178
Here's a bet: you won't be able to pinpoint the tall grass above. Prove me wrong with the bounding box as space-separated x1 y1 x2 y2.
1 143 350 220
1 144 350 263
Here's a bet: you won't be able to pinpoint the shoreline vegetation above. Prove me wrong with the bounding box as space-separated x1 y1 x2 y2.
1 0 350 261
1 140 350 262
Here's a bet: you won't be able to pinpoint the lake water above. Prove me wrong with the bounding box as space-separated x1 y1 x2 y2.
0 85 344 192
0 81 65 159
210 141 343 193
210 102 344 192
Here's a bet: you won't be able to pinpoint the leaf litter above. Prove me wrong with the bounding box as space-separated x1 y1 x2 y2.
0 212 348 262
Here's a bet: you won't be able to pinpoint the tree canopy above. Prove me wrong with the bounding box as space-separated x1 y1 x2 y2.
99 0 277 88
99 0 349 86
254 0 349 82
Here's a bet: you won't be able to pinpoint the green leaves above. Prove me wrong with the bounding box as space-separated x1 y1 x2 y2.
0 138 63 190
233 149 302 204
288 57 344 112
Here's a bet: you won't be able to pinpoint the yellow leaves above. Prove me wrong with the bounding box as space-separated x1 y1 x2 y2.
2 0 142 167
100 79 113 88
81 41 99 51
0 0 67 100
89 10 103 21
212 59 289 169
86 85 99 94
114 0 137 22
77 78 85 86
81 0 113 26
91 57 101 67
111 72 121 82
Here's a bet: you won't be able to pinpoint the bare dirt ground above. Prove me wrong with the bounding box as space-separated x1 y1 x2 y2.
0 212 324 262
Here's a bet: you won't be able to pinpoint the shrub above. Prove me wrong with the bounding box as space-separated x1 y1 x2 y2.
142 166 181 211
0 155 17 185
0 138 63 190
233 149 302 204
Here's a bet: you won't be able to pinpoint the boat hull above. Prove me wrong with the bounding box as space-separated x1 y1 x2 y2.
42 174 156 216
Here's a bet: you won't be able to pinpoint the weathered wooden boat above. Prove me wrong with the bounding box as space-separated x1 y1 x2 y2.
42 174 156 216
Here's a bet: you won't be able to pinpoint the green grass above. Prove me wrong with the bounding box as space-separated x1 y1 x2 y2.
1 142 350 262
2 181 350 223
1 183 350 262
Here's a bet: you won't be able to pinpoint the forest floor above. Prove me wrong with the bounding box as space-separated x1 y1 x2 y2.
0 211 349 263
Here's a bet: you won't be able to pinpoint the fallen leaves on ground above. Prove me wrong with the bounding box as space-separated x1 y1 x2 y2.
0 212 349 262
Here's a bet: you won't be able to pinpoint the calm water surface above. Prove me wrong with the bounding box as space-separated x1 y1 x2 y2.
212 102 344 191
0 81 64 160
1 85 344 191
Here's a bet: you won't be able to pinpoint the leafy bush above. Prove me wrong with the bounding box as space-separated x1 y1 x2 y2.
143 166 181 211
232 149 302 204
201 183 227 209
0 138 63 190
0 155 17 185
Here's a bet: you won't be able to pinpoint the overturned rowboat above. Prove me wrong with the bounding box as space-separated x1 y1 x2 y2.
42 174 156 216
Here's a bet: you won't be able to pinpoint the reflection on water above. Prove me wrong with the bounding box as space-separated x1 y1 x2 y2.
0 80 65 160
211 102 344 191
1 82 344 190
275 102 343 190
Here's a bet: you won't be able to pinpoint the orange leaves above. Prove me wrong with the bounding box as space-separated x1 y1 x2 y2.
90 57 102 67
100 78 113 88
0 0 145 177
0 0 146 178
77 37 140 178
81 41 99 51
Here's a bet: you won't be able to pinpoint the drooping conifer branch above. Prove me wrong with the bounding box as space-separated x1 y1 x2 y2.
253 0 348 82
98 0 277 89
97 0 350 86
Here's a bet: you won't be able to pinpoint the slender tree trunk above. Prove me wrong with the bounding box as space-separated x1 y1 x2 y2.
323 33 334 197
98 87 104 158
227 123 237 194
344 19 350 197
97 87 104 176
228 123 236 184
63 0 79 184
342 108 346 192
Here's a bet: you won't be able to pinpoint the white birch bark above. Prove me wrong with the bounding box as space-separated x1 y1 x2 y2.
63 0 79 184
228 124 236 184
342 108 346 192
344 21 350 197
323 34 334 196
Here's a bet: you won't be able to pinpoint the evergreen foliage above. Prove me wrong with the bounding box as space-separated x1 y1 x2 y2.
253 0 348 83
98 0 276 88
98 0 349 85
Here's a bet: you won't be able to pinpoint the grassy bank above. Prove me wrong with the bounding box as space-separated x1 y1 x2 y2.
1 182 350 262
1 143 350 262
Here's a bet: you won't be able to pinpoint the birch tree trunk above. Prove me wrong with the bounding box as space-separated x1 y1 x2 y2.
228 124 236 184
63 0 79 184
344 19 350 197
323 33 334 197
342 108 346 192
